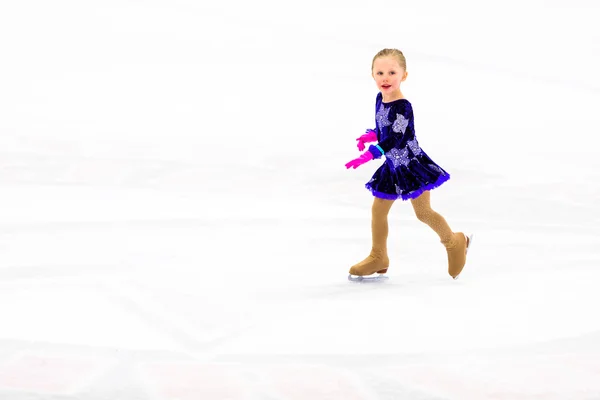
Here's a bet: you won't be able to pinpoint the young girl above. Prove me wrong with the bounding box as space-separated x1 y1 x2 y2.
345 48 472 280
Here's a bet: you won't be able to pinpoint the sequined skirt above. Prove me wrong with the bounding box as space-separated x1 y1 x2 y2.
365 149 450 201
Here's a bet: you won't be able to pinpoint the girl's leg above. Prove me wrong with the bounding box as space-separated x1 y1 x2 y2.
349 196 394 276
410 190 468 278
410 190 453 242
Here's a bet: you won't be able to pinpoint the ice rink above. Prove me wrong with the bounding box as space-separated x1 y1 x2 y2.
1 0 600 399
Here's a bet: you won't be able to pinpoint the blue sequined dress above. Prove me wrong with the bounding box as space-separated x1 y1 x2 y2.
365 93 450 200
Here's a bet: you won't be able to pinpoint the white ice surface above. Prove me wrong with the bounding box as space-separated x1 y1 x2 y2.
1 1 600 399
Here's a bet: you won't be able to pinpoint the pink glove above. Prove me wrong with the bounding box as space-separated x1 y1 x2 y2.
345 150 374 169
356 129 378 151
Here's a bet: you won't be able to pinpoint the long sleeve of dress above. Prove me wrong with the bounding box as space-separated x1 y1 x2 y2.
375 99 414 154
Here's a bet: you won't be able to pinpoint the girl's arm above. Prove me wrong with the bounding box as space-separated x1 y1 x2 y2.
367 102 414 158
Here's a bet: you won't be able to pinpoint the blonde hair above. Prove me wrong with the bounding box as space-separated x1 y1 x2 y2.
372 48 407 71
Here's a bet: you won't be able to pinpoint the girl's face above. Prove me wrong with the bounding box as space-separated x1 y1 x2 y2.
372 56 407 95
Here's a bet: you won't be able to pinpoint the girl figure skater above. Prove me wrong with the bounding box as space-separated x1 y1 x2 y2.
345 48 472 280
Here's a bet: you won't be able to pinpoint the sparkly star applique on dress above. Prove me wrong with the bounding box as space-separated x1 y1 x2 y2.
387 147 411 168
392 113 409 134
407 139 422 156
376 104 391 130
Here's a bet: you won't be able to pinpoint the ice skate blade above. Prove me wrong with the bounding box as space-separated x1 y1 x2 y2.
453 233 474 280
348 274 389 283
466 233 474 254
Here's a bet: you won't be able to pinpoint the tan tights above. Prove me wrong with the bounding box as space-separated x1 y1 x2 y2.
410 190 453 243
349 190 468 278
